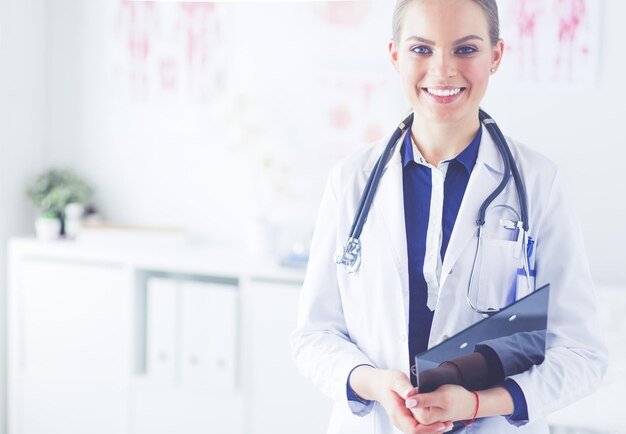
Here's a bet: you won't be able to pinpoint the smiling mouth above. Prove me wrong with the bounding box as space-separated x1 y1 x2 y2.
422 87 466 97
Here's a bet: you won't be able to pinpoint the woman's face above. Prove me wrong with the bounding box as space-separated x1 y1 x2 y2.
389 0 504 125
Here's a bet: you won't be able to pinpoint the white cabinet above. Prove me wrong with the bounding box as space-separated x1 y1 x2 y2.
179 280 238 389
146 277 177 382
243 279 331 434
133 277 242 434
145 277 238 387
7 238 330 434
10 258 132 434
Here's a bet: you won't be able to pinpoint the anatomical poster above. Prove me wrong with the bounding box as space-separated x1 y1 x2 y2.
498 0 603 88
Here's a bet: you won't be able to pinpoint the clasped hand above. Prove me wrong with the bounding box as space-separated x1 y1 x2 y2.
404 384 477 426
374 370 476 434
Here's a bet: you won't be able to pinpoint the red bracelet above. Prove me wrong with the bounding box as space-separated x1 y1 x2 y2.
461 391 480 427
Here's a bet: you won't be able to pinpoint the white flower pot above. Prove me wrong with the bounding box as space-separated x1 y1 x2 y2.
35 217 61 241
64 203 85 239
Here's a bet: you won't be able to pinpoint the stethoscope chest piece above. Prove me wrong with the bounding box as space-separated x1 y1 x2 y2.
334 237 361 273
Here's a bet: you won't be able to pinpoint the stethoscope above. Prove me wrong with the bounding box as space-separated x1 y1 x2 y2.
334 109 533 315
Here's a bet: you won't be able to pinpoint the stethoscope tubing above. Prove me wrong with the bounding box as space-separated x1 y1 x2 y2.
476 111 512 227
483 111 530 232
347 112 414 240
346 109 527 242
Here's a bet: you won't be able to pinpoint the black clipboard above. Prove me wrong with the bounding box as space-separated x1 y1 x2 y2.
415 283 550 387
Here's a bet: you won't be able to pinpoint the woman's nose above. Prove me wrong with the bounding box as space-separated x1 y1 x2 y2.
428 52 457 78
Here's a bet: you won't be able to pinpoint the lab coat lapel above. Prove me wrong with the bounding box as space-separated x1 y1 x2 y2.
366 132 410 326
439 126 505 290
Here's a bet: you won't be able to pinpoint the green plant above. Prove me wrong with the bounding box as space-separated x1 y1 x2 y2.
40 210 58 219
26 169 92 216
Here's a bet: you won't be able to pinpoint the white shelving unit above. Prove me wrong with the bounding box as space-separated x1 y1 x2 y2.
7 236 330 434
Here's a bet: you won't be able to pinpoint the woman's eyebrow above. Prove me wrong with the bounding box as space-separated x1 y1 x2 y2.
453 35 484 44
405 36 436 44
404 35 484 45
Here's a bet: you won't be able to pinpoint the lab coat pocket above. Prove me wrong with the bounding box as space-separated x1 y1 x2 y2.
469 239 521 312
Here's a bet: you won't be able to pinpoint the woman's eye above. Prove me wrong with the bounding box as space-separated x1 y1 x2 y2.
411 45 432 55
455 46 477 56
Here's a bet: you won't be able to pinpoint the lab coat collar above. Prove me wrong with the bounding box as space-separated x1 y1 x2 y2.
363 129 405 176
400 126 482 173
364 121 500 175
477 124 507 176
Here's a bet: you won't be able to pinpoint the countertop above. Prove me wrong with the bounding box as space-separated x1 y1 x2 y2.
9 232 306 284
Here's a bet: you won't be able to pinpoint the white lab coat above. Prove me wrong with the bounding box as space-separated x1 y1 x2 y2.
290 124 608 434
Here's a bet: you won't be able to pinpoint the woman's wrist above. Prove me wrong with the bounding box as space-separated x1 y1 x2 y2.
476 386 515 418
349 365 380 401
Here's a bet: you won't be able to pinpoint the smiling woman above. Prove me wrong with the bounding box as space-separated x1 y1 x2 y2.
389 0 504 163
291 1 607 433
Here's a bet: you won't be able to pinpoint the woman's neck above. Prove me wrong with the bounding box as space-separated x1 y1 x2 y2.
410 113 481 167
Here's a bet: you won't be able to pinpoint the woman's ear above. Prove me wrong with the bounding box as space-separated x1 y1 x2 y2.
490 39 505 74
389 39 400 71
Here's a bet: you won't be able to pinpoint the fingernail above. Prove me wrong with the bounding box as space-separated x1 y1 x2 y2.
405 398 417 408
444 427 453 433
403 387 414 398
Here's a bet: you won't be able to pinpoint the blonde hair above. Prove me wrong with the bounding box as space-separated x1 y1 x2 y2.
392 0 500 45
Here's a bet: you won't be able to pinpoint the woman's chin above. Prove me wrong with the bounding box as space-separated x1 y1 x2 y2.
414 107 467 125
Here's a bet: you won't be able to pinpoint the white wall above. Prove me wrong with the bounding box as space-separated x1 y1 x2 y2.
45 1 404 249
39 0 626 286
0 1 47 432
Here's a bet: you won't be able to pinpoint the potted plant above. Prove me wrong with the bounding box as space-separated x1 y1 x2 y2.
26 169 92 240
34 210 62 241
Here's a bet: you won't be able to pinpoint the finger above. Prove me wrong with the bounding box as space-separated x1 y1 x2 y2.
397 415 420 434
439 422 454 433
404 387 419 399
410 391 443 409
390 373 414 398
413 421 450 434
387 389 422 433
410 406 447 426
391 407 420 434
405 393 441 411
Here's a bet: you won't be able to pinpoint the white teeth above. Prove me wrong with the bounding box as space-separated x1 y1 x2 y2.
426 88 462 97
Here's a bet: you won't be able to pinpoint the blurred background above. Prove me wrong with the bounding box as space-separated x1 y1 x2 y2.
0 0 624 433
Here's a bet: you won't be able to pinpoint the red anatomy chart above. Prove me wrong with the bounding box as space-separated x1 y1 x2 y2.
500 0 601 88
115 0 224 102
513 0 544 79
116 1 157 98
555 0 588 80
312 2 370 28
